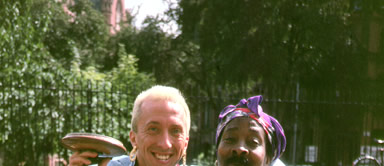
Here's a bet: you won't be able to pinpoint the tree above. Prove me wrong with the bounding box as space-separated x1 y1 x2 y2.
115 16 179 84
43 0 110 69
0 1 154 165
175 0 369 88
170 1 381 165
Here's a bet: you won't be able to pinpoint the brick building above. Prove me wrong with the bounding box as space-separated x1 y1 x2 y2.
61 0 127 34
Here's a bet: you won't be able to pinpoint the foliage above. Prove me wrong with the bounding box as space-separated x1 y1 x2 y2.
0 0 60 80
115 17 177 84
43 0 110 69
109 44 155 86
175 0 372 88
0 1 64 164
0 0 154 165
170 0 384 165
193 145 216 166
115 15 206 88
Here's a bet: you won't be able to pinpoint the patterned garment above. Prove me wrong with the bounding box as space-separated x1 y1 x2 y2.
215 95 286 161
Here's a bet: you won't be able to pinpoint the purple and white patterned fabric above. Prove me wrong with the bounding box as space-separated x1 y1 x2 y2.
215 95 286 161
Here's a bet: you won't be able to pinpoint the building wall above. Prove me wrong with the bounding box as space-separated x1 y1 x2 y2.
61 0 127 34
100 0 126 34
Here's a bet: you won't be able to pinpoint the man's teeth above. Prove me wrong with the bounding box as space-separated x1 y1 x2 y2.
155 154 171 160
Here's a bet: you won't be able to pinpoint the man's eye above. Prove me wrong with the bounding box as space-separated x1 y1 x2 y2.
171 128 182 135
148 127 158 133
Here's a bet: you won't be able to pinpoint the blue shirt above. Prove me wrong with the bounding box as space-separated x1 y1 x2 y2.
107 155 135 166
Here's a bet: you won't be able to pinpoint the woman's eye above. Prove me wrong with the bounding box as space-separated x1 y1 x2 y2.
223 137 236 144
248 138 260 147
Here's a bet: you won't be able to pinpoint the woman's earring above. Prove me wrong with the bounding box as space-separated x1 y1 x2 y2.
129 146 137 162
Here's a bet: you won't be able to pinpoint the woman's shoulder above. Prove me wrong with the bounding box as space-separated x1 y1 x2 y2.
107 155 135 166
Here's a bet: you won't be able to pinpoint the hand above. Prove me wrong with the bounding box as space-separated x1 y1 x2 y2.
69 151 112 166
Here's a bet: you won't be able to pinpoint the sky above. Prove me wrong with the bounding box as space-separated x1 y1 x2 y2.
124 0 179 34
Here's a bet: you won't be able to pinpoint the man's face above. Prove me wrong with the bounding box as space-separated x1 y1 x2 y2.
130 99 189 166
217 117 270 166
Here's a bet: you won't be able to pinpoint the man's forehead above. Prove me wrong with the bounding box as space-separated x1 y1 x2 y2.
144 118 184 126
140 111 187 129
139 99 188 130
141 99 182 111
144 98 182 108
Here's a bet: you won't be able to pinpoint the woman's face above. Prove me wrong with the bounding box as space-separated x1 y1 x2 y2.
217 117 270 166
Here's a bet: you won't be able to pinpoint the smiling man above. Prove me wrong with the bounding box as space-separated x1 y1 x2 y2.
109 85 190 166
215 96 286 166
126 87 190 166
68 85 190 166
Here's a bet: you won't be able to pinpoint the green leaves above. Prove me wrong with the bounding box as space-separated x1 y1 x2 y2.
0 0 155 164
176 0 367 87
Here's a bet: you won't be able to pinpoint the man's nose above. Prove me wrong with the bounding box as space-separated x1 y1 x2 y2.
232 143 249 156
158 132 172 149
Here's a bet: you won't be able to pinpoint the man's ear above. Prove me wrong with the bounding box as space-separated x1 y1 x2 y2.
129 130 137 147
185 136 189 148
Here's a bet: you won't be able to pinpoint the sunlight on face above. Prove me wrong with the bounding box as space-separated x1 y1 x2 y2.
217 117 270 166
130 99 189 166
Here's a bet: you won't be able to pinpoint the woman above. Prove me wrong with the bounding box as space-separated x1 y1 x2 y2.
215 95 286 166
69 85 191 166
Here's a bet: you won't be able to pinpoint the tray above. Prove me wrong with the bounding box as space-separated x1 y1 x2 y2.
61 133 127 156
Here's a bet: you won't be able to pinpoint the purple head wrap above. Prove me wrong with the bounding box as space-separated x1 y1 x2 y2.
215 95 286 161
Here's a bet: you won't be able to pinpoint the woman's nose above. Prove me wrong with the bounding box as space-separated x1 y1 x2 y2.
232 144 249 156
